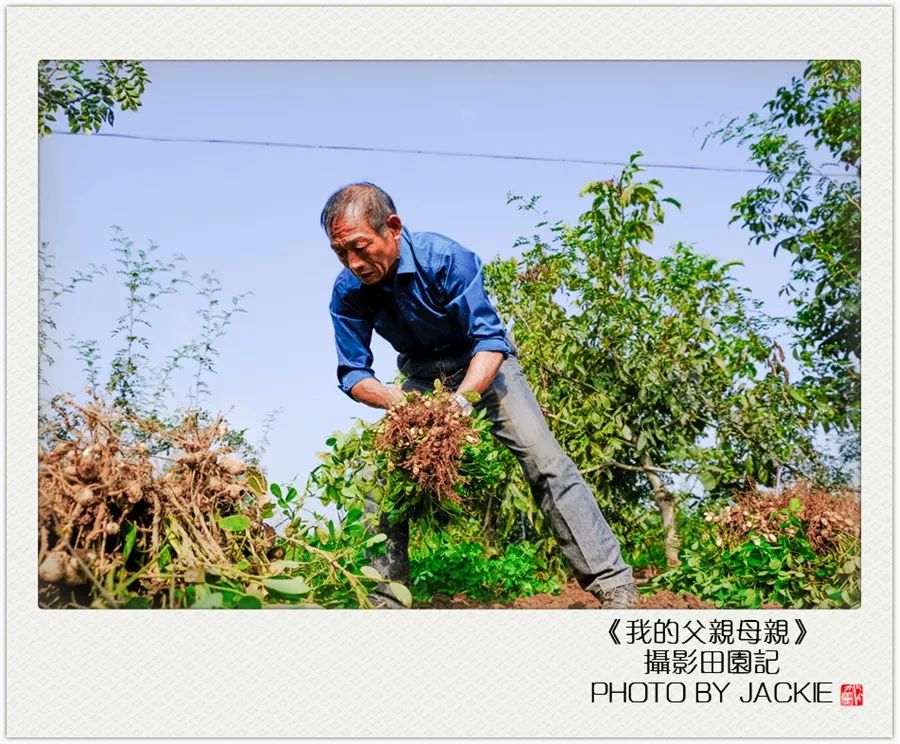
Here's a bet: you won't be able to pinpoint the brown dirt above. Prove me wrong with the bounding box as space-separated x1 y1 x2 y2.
415 580 716 609
637 590 716 609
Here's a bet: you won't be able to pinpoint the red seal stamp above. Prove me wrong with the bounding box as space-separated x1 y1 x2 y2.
840 684 863 706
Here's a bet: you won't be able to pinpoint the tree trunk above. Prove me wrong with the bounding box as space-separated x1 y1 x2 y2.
642 454 680 567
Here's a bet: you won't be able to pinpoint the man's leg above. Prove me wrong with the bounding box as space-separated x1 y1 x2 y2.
479 356 635 599
362 498 410 609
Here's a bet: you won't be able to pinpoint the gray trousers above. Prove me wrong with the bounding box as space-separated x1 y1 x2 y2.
365 353 633 606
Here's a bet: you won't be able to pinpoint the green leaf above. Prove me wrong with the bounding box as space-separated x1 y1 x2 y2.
461 390 481 404
263 577 311 595
123 521 137 561
635 431 647 452
237 595 263 609
246 470 267 496
789 497 803 513
388 582 413 608
268 559 302 574
698 471 717 492
191 592 224 609
360 565 384 581
365 533 387 548
218 514 251 532
123 596 151 609
621 423 633 441
345 507 363 524
270 483 283 500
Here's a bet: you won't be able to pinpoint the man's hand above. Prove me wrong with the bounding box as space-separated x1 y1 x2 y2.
349 378 406 410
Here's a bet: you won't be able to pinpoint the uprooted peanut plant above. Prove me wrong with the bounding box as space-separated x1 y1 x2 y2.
38 396 392 609
652 482 861 608
310 383 538 529
376 384 483 505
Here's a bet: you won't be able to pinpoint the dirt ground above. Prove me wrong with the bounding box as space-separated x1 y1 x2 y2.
415 580 717 609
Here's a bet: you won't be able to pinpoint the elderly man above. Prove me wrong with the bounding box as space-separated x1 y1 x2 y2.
322 182 638 609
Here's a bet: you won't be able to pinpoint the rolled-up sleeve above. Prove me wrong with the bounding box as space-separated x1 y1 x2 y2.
330 288 376 396
440 246 511 357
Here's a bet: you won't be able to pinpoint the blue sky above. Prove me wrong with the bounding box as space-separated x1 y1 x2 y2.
40 60 815 492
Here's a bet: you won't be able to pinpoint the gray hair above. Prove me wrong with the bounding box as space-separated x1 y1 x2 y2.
319 182 397 238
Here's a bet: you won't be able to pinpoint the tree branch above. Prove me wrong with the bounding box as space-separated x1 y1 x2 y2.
582 460 673 476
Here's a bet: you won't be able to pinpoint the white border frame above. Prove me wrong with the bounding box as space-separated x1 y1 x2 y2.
6 4 893 738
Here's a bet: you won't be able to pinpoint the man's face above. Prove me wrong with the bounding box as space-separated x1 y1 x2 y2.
329 209 403 286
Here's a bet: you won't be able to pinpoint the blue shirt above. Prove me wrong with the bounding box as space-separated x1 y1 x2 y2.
330 226 512 395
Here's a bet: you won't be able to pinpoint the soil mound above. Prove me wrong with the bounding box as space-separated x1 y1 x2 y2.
415 581 714 609
637 589 715 609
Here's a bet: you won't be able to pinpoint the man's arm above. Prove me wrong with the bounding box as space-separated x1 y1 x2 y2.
457 350 504 397
436 242 511 406
438 241 512 366
349 377 405 410
330 278 382 399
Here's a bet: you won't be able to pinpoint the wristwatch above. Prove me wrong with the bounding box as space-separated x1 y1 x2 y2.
451 392 474 416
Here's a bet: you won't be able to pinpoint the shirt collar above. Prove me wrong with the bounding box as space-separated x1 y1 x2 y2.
395 226 416 276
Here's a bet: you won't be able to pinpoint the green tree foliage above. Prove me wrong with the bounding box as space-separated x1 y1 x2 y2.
705 60 861 442
484 153 821 565
38 60 150 136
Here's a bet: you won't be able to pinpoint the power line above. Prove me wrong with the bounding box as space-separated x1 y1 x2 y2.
48 130 859 179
